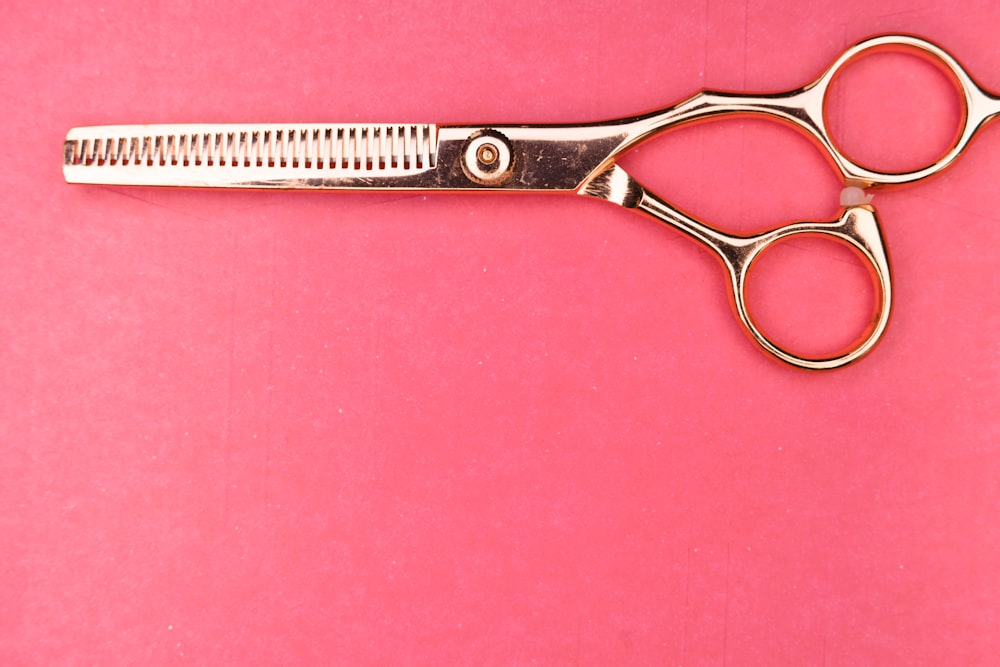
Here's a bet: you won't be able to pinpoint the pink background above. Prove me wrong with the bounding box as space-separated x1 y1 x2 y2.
3 1 999 664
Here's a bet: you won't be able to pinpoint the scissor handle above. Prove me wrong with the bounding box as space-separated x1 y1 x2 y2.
628 179 892 369
729 207 892 370
812 33 1000 186
624 34 1000 188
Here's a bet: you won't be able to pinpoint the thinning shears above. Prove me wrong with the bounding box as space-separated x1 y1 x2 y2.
63 34 999 369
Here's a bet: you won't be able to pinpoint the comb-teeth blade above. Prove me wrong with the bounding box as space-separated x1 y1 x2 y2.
63 123 440 189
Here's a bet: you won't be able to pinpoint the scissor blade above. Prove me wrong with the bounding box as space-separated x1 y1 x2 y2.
64 122 634 192
63 123 442 189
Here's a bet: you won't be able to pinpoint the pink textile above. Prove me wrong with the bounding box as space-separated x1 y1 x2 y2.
3 1 998 664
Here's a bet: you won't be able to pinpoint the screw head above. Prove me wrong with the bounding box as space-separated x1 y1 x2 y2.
462 130 514 186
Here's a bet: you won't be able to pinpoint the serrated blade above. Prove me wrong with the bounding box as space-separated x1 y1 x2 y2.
63 123 440 189
64 120 638 192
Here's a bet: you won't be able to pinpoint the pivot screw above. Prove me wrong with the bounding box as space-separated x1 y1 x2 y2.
462 129 514 186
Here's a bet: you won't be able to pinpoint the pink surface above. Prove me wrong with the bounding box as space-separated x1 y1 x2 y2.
3 1 999 664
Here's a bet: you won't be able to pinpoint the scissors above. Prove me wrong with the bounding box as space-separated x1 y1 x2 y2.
63 34 998 370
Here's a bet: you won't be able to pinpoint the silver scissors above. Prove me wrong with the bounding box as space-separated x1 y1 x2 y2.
63 34 999 370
